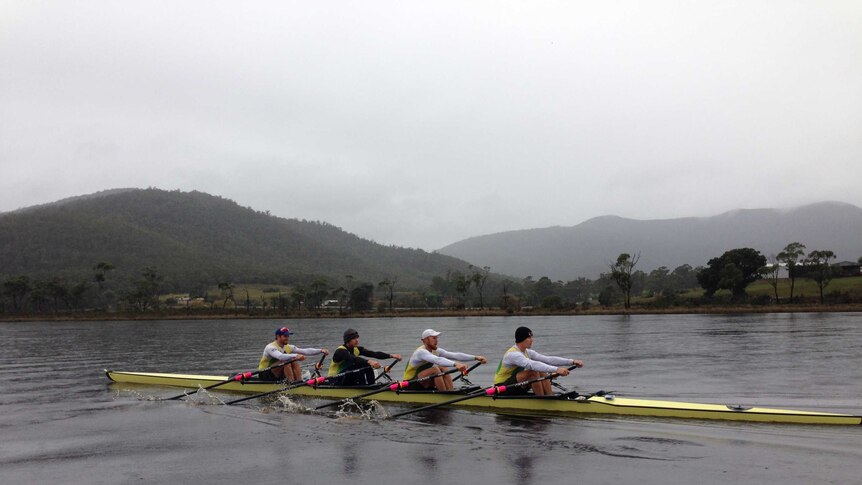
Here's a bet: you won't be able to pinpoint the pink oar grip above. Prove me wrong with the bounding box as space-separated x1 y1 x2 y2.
389 381 408 391
307 377 327 386
486 386 505 395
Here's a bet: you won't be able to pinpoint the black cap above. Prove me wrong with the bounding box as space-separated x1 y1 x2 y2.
343 328 359 343
515 326 533 343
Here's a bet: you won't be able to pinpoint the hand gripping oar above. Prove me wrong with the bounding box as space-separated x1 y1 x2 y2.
163 360 291 401
223 365 372 406
388 364 579 419
315 361 481 410
312 353 327 378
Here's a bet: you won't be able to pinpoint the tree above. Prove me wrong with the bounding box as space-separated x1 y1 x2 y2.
804 249 836 304
760 256 781 302
609 253 640 309
348 282 374 311
378 277 397 312
450 271 470 308
697 248 766 299
500 279 516 312
561 277 592 305
93 261 115 310
532 276 557 304
331 286 348 312
67 280 90 311
469 266 490 309
39 277 69 313
597 285 620 307
291 285 307 312
124 267 163 312
307 279 330 310
646 266 671 296
777 242 806 302
670 264 699 291
2 275 31 312
218 282 236 310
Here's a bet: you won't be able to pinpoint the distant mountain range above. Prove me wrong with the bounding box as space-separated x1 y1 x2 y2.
0 188 473 291
4 190 861 291
438 202 862 280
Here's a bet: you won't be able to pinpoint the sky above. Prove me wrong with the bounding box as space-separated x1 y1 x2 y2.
2 1 861 250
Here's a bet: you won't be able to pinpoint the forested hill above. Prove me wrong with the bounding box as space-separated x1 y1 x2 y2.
439 202 862 280
0 188 473 291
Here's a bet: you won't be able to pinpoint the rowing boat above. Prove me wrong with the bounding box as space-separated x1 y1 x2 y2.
105 370 862 425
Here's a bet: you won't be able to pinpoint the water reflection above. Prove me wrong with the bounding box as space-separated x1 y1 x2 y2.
494 414 551 433
495 416 545 484
410 408 453 426
417 455 438 475
513 455 535 483
342 445 359 474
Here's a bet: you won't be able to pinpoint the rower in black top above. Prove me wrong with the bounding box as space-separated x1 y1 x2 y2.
327 328 402 386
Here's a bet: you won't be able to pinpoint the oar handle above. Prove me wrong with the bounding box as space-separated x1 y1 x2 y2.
375 358 401 382
313 353 327 377
453 361 482 382
383 358 400 374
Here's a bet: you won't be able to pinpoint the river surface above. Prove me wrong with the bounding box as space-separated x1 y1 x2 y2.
1 314 861 484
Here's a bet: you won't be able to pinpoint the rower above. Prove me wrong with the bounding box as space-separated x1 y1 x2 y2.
493 326 583 396
328 328 402 386
403 329 487 391
258 326 329 382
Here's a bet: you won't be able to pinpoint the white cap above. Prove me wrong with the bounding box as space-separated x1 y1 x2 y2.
421 329 441 339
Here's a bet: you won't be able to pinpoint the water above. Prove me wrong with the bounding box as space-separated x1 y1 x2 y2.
1 314 861 484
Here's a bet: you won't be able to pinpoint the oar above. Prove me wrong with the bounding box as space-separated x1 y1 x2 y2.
223 365 371 405
315 361 481 410
374 358 402 382
163 360 290 401
388 364 579 419
312 353 326 377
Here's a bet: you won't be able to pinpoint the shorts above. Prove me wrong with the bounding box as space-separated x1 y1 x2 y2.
258 368 278 382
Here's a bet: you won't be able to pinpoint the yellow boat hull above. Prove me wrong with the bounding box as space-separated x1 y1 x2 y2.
105 370 862 425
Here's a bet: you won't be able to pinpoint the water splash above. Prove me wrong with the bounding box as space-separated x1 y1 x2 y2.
274 394 314 413
331 399 390 420
113 388 162 401
182 387 227 406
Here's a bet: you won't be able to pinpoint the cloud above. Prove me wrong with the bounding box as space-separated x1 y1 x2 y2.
2 1 861 249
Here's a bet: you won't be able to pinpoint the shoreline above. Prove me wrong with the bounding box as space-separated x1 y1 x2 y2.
3 304 862 322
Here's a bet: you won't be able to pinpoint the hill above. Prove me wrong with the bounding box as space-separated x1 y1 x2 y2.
438 202 862 280
0 188 472 291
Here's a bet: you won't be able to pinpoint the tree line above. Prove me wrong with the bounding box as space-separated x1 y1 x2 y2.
3 243 860 316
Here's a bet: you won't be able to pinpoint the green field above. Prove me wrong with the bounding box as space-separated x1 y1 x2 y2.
674 276 862 302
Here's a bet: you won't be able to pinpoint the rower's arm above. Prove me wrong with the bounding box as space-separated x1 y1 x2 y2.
265 345 300 362
505 350 559 373
291 346 325 356
526 349 575 367
436 348 475 362
357 347 393 360
415 348 457 367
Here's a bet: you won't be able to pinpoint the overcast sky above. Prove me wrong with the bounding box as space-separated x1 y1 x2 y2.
2 1 860 250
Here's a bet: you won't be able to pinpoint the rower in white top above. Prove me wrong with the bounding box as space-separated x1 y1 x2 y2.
493 326 583 396
402 329 487 391
258 326 329 382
